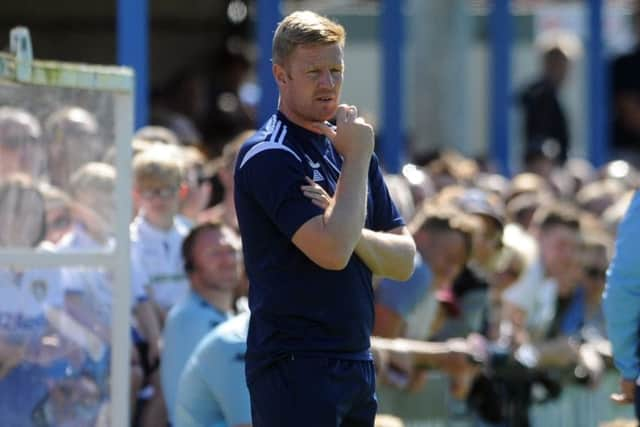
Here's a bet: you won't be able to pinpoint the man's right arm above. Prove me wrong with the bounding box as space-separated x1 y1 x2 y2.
292 154 371 270
292 105 374 270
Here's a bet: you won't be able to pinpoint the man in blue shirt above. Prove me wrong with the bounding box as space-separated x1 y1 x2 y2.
603 190 640 419
161 221 241 424
175 312 251 427
234 10 416 427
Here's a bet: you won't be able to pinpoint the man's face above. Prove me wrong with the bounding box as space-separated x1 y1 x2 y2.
416 229 468 284
0 144 24 177
190 227 241 291
0 124 41 178
275 43 344 126
538 225 578 279
48 124 103 191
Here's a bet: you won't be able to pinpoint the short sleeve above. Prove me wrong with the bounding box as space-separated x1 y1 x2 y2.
368 154 405 232
237 147 324 239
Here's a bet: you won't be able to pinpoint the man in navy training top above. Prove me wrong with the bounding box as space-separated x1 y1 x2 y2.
234 10 416 427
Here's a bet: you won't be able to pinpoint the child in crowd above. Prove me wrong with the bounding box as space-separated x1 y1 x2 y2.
130 145 192 427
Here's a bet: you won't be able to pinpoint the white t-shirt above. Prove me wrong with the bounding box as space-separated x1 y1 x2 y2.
130 216 190 310
0 267 64 343
57 224 146 314
502 257 558 340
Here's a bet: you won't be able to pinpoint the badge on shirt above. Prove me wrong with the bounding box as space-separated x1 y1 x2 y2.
30 279 48 302
312 169 325 182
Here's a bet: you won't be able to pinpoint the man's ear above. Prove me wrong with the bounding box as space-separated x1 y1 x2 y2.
273 63 287 86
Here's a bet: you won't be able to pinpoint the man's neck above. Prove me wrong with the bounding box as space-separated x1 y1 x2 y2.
193 285 233 314
278 107 324 135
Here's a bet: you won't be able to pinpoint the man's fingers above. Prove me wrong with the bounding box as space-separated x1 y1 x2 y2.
335 104 360 124
301 177 330 209
335 105 349 123
349 105 358 121
337 105 359 124
302 190 322 199
311 199 328 209
310 121 337 141
353 117 369 126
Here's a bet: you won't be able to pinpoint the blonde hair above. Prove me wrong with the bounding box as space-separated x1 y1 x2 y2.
70 162 116 196
272 11 346 65
133 125 180 146
133 145 183 189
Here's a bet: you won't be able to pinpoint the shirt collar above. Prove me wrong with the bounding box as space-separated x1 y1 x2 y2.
188 289 232 319
276 111 329 147
136 215 178 241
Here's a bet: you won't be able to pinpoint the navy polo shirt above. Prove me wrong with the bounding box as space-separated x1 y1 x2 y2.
234 111 404 379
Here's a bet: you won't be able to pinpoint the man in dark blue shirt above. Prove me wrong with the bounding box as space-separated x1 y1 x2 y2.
234 10 416 427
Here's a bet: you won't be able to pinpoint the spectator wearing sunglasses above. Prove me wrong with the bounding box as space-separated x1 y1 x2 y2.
131 146 191 322
130 145 191 427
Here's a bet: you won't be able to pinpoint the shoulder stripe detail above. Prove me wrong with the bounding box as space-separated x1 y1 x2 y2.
269 120 282 144
277 126 288 144
323 154 341 174
239 141 301 169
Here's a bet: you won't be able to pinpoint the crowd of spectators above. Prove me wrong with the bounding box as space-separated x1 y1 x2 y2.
2 5 640 423
0 100 636 426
